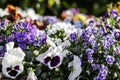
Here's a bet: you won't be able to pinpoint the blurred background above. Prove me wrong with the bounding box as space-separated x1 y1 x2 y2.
0 0 119 17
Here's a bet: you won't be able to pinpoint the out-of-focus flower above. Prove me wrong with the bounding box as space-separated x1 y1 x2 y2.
106 55 115 65
26 68 38 80
68 55 82 80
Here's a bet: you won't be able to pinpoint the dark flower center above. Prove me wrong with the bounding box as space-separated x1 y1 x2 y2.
50 55 60 67
44 55 61 67
6 65 20 77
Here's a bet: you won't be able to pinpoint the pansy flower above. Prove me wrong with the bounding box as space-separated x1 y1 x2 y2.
2 42 25 79
2 53 24 79
36 46 66 69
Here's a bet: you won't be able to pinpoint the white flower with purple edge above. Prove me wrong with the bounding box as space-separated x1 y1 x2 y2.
36 46 67 70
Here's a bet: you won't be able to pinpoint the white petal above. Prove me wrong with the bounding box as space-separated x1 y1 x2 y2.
26 68 38 80
68 55 82 80
6 42 14 51
9 47 25 60
36 52 48 64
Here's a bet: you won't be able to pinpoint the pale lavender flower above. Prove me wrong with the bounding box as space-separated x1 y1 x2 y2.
106 55 115 65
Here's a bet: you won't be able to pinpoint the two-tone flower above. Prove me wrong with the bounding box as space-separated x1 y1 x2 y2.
2 42 25 79
36 46 67 70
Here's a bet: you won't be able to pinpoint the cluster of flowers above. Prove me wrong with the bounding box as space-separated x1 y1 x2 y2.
0 4 120 80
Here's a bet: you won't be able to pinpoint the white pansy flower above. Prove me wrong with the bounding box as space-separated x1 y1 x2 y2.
36 46 67 70
26 68 38 80
68 55 82 80
2 53 24 79
2 42 25 79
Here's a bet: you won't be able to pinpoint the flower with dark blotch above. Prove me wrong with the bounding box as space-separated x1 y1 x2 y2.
70 32 78 41
2 42 25 79
36 46 66 69
106 55 115 65
16 32 27 42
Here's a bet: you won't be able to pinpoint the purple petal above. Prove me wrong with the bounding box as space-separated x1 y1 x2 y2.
50 55 60 67
44 56 51 64
14 65 20 70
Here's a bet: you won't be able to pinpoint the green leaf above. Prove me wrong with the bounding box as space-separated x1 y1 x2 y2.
48 0 55 8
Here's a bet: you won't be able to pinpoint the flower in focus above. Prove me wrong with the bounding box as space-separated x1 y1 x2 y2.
36 46 67 69
2 42 25 79
68 55 82 80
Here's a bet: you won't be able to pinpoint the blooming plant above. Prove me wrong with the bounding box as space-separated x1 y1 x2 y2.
0 4 120 80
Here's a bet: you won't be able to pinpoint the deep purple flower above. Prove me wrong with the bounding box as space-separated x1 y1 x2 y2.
70 32 78 41
16 32 27 42
27 33 35 43
44 55 60 67
106 55 115 65
18 43 27 50
39 33 47 44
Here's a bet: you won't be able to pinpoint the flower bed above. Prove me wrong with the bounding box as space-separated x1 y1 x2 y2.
0 4 120 80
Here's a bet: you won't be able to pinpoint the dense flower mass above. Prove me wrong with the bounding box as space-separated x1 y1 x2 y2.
0 4 120 80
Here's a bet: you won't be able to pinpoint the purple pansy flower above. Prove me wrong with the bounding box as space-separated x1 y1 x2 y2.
16 32 27 42
18 43 27 50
